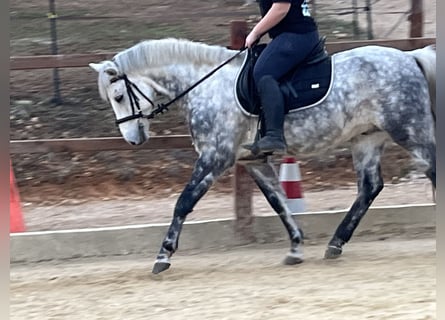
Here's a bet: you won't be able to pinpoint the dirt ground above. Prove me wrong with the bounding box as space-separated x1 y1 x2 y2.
10 236 436 320
9 3 437 319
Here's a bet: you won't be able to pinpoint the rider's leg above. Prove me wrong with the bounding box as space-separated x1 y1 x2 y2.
251 31 319 154
255 75 287 154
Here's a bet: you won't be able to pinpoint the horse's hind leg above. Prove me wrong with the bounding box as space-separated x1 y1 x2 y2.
420 143 436 190
395 137 435 189
152 154 234 274
384 111 436 189
325 133 386 259
244 159 304 265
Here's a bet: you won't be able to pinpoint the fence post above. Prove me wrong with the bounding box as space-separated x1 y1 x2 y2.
229 20 256 242
233 164 256 242
310 0 316 19
48 0 62 105
409 0 423 38
229 20 248 49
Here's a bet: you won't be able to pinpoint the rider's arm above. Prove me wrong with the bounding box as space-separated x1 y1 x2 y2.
245 2 291 48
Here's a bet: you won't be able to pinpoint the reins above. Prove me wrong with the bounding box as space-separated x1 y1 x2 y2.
114 47 247 125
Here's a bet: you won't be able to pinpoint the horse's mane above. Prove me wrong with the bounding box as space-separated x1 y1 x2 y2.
113 38 238 74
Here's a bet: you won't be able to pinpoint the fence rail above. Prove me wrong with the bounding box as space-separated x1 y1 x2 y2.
10 136 193 154
10 37 435 71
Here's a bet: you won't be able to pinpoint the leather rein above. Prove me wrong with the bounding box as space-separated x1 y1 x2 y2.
113 48 246 126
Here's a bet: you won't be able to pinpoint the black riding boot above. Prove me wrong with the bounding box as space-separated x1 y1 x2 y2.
255 75 287 154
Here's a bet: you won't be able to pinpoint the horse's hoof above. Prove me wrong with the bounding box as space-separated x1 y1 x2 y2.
324 246 343 259
152 261 171 274
283 253 304 265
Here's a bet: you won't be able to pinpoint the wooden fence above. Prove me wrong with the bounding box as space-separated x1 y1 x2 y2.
10 21 435 238
10 37 434 71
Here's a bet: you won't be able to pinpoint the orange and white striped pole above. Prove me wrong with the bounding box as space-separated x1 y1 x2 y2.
279 156 305 213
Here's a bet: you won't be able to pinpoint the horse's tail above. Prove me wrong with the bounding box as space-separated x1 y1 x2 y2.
406 44 436 124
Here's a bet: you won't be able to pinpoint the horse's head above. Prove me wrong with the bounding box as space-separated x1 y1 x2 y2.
89 60 171 145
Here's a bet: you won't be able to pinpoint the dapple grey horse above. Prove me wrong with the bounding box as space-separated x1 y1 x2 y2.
89 38 436 274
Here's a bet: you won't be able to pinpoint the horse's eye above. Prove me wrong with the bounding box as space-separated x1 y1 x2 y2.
114 95 124 103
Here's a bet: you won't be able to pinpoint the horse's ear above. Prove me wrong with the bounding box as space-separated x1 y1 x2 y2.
89 62 118 78
89 62 103 72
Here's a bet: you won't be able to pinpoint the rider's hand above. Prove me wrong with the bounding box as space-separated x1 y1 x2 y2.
245 31 260 48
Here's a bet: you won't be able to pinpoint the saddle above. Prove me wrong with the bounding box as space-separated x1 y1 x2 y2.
235 36 333 117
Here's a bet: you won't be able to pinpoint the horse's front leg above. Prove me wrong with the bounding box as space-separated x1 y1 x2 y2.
243 159 304 265
152 154 234 274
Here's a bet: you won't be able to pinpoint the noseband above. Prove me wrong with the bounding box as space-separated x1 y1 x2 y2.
112 48 246 126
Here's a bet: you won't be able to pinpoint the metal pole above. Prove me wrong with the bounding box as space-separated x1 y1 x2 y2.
365 0 374 39
352 0 359 40
48 0 62 104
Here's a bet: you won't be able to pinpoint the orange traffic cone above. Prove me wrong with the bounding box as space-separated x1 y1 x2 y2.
10 163 25 233
279 156 305 213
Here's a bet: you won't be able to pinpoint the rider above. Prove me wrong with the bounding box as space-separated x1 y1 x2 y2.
245 0 319 154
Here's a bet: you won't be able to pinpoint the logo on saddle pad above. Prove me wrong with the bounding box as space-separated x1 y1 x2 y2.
235 38 333 117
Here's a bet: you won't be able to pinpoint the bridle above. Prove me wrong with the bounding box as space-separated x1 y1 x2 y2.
111 47 246 126
111 74 158 125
